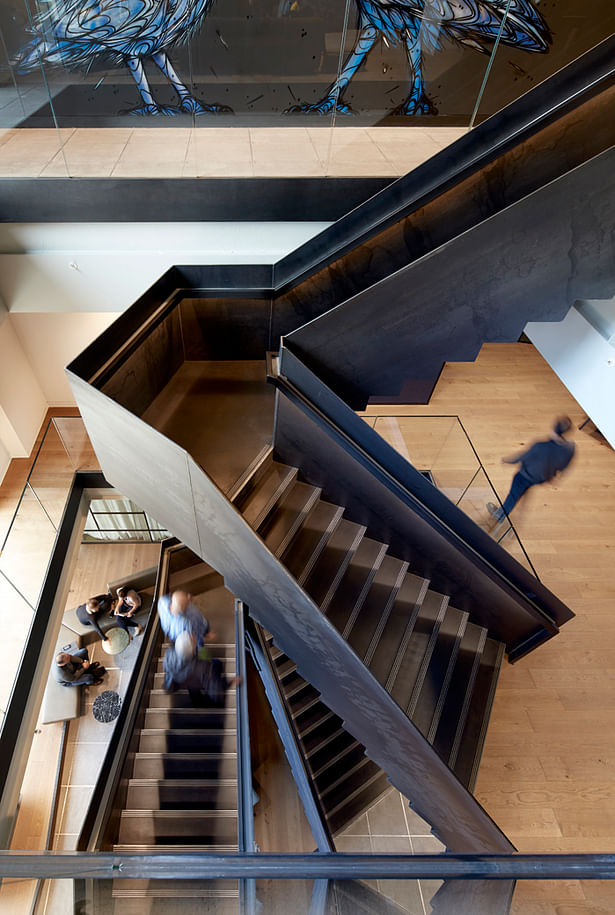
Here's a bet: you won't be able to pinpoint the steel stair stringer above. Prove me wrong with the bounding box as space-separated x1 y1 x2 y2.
67 371 513 855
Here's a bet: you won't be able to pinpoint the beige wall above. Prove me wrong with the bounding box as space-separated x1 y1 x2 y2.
0 313 47 459
10 312 120 406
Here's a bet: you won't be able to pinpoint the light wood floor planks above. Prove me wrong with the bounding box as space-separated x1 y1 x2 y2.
365 341 615 913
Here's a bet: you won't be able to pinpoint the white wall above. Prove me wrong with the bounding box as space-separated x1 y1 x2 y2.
525 305 615 449
0 222 331 313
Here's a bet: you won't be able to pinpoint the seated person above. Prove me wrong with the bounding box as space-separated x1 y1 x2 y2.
53 649 105 687
75 593 114 641
157 590 215 646
113 586 144 638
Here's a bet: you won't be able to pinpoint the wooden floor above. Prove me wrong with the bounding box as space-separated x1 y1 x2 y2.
364 341 615 914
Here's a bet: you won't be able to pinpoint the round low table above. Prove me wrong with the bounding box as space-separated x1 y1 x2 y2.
92 690 122 723
101 626 130 655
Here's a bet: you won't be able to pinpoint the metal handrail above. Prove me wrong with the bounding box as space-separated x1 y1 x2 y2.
0 851 613 881
235 599 255 855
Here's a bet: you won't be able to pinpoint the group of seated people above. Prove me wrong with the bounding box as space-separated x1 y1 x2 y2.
76 587 144 642
53 584 145 689
159 590 241 706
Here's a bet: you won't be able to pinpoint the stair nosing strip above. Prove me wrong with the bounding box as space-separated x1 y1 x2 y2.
139 729 236 736
426 613 469 744
362 560 410 665
406 594 450 719
466 640 506 792
128 778 237 787
121 809 238 818
296 505 345 587
448 627 488 769
384 577 430 693
340 541 389 640
319 524 367 614
133 752 238 759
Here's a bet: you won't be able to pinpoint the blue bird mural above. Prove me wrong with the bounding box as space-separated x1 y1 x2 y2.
287 0 551 115
17 0 231 115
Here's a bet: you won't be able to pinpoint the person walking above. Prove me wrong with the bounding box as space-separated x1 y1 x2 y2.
157 589 214 646
162 631 239 707
487 416 575 523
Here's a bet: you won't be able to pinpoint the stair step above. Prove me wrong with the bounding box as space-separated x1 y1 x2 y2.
131 753 237 779
118 809 238 844
387 589 449 710
153 671 236 688
344 556 409 660
367 573 429 686
148 690 236 709
138 729 236 754
238 461 298 528
327 769 391 836
110 890 240 914
306 727 356 774
296 706 338 742
325 537 388 632
319 754 382 805
112 878 239 898
126 779 238 810
281 499 345 585
284 680 320 715
144 708 234 729
451 637 505 791
156 655 236 673
312 740 365 794
303 719 347 759
114 844 239 854
302 519 366 608
431 623 487 758
168 562 220 598
258 480 322 556
408 605 468 735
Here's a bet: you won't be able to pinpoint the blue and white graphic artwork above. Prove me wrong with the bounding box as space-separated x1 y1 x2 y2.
288 0 551 115
14 0 551 117
17 0 231 115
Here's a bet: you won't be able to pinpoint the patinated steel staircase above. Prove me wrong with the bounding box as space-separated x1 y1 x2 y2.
236 456 505 838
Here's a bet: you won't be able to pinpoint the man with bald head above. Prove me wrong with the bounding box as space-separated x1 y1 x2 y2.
157 589 214 645
53 648 105 687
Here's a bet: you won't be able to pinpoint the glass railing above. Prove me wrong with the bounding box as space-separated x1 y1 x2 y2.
365 414 538 577
0 2 613 178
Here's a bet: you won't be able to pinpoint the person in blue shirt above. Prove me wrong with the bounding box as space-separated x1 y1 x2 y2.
157 589 214 646
487 416 575 523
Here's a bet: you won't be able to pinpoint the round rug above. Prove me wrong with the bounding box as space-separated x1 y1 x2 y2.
101 626 130 655
92 690 122 723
